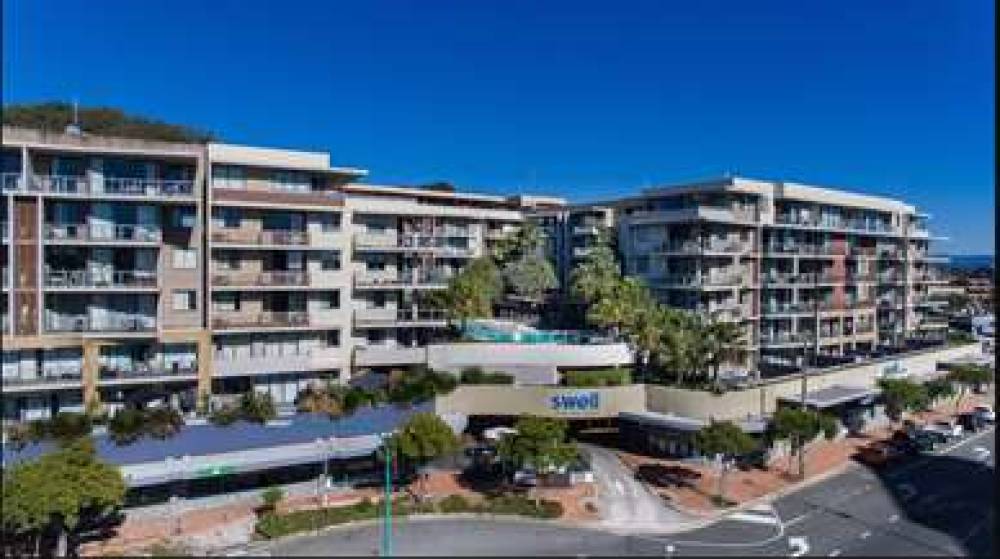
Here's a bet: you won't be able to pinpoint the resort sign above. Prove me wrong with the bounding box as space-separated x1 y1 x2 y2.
549 391 600 413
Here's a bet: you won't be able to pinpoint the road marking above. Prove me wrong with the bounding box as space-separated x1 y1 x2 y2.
828 549 841 557
726 511 782 526
860 530 871 539
788 536 809 557
888 514 899 523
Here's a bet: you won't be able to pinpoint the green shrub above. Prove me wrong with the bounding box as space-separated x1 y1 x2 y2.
460 368 515 385
239 391 277 424
261 486 284 513
208 404 240 426
562 368 631 387
107 407 184 445
5 412 93 449
438 494 472 513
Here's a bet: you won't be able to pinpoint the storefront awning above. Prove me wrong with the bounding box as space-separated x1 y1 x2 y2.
618 411 767 434
778 385 877 409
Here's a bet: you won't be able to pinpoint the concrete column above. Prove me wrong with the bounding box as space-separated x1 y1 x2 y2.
81 340 100 413
196 331 213 407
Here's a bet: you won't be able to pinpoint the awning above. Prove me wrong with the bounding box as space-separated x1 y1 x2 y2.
618 411 766 434
778 385 877 409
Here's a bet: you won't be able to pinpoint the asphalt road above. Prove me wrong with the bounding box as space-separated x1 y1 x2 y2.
258 428 995 557
633 425 996 557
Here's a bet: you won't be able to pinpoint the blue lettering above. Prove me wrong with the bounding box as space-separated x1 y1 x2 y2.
549 392 600 412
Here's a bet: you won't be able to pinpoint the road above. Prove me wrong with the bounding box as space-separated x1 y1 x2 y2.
582 443 691 532
632 426 996 557
255 428 994 557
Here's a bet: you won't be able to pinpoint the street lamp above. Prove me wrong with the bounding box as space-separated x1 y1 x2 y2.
379 431 394 558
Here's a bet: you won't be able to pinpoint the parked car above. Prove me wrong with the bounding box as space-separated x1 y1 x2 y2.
929 420 963 441
915 426 949 446
513 468 538 487
957 412 986 433
973 405 996 423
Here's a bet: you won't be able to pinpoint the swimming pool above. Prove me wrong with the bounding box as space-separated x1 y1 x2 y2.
462 321 585 344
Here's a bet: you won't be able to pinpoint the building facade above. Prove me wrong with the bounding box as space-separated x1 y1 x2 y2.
614 177 950 375
1 127 950 420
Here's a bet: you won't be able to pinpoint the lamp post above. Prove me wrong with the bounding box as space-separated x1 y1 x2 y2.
379 432 394 558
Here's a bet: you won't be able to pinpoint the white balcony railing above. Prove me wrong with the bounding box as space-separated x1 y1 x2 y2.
212 271 309 288
212 311 310 329
45 313 156 333
353 269 452 288
29 175 195 197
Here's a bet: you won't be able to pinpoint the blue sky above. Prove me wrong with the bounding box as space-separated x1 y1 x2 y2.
3 0 994 254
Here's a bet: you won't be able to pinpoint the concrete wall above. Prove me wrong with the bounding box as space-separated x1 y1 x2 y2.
646 343 983 421
425 342 632 374
435 384 646 419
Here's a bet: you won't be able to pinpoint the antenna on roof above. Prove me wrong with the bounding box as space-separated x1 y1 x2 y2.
65 99 83 136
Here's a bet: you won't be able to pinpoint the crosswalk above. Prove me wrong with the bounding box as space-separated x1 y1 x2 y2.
722 503 783 527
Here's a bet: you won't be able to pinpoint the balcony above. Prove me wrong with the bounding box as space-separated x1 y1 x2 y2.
354 307 448 326
876 247 905 259
353 345 426 367
656 273 746 288
45 314 156 333
1 371 83 391
44 269 158 290
774 214 897 235
877 273 906 284
762 301 815 315
212 229 310 246
29 175 195 198
1 172 24 192
760 332 813 346
98 362 197 384
212 271 309 288
212 311 310 330
353 231 475 257
45 223 162 243
1 220 8 242
353 269 452 289
213 347 342 377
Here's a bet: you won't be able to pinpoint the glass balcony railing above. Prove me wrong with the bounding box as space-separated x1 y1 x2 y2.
28 175 195 197
212 311 310 329
45 223 162 243
98 362 197 380
44 269 158 289
212 271 309 287
45 314 156 333
2 371 82 386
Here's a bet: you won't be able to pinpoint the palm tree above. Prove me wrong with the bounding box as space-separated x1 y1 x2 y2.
705 320 745 389
631 306 668 380
658 310 697 385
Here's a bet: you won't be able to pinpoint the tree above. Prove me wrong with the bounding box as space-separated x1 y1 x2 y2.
694 421 757 505
947 364 993 411
1 439 126 557
437 257 502 327
629 306 670 379
704 320 745 389
569 240 621 306
924 377 956 406
495 416 579 474
877 379 929 422
239 391 277 424
388 412 460 497
770 408 837 480
3 102 216 143
503 254 558 303
657 311 700 386
493 221 545 264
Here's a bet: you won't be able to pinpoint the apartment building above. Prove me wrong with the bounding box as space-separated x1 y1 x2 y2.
529 204 615 291
2 126 206 421
345 185 534 368
615 176 950 375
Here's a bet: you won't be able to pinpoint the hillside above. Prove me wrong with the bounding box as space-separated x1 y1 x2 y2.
2 101 216 143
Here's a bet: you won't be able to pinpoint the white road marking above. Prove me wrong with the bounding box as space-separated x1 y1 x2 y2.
726 511 782 526
788 536 809 557
860 530 871 539
888 514 899 523
828 549 842 557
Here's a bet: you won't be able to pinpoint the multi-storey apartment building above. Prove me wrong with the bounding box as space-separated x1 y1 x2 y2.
1 126 954 420
615 176 950 375
2 126 207 420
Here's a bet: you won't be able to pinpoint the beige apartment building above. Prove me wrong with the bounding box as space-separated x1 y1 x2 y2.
1 127 952 420
613 176 950 376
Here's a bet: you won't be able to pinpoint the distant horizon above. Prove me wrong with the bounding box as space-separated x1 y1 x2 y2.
3 0 993 253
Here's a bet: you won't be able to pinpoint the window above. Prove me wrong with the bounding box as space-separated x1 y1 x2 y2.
212 165 246 189
171 207 196 228
172 290 196 311
325 330 340 348
220 207 241 228
317 212 341 232
217 251 241 271
172 248 197 269
319 251 341 271
273 170 310 192
214 292 240 312
320 291 340 310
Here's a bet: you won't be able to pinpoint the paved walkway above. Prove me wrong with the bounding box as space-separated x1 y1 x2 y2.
582 443 693 533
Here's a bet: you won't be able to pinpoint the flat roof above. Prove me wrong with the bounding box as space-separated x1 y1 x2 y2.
778 385 877 409
618 411 767 434
1 404 466 487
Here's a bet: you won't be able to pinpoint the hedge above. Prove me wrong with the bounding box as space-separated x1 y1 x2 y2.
460 367 516 385
561 368 631 387
255 494 563 539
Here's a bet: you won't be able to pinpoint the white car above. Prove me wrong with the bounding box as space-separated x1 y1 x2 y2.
932 420 963 439
973 405 996 423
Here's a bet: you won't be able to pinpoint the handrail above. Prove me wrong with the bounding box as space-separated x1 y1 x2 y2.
44 269 158 288
45 223 162 242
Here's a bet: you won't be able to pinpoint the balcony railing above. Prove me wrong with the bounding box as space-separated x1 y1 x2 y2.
0 220 8 242
45 223 162 243
2 371 83 386
212 271 309 287
353 269 452 288
762 302 815 314
44 269 158 289
98 362 197 381
212 311 310 329
760 332 813 345
774 214 897 234
212 229 310 246
354 308 448 324
29 175 194 197
663 240 752 254
45 314 156 333
657 273 746 287
353 232 475 256
1 173 24 192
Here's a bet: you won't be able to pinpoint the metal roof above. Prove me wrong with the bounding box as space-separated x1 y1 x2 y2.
2 404 467 487
778 385 877 409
